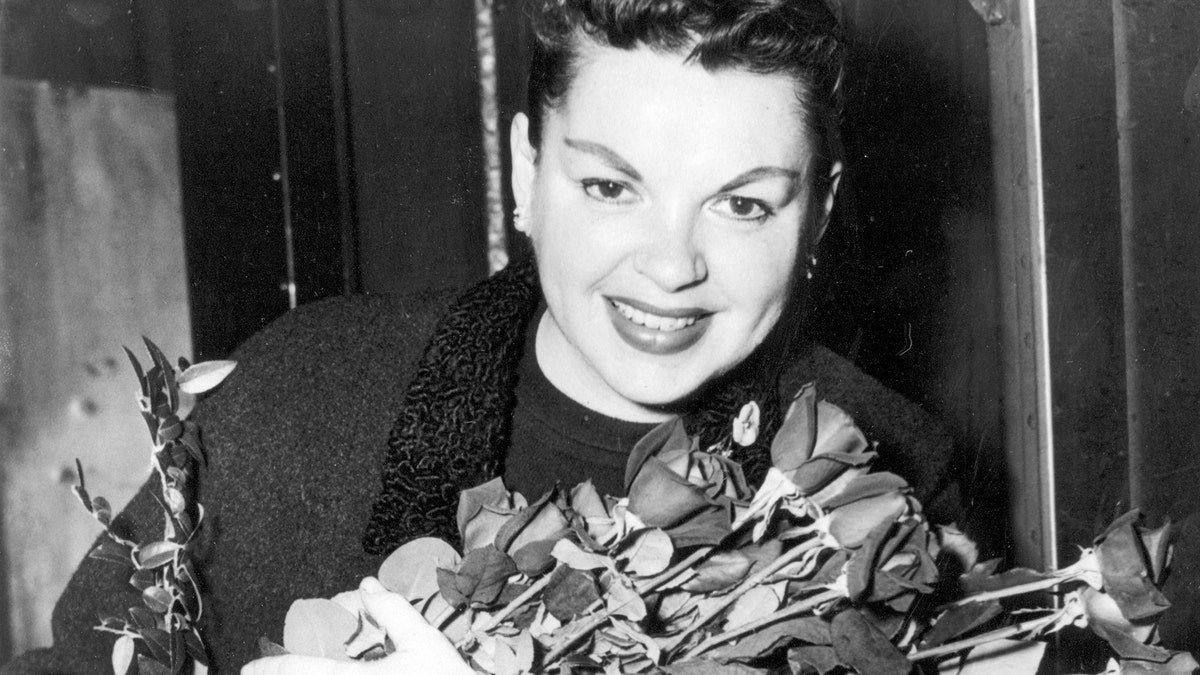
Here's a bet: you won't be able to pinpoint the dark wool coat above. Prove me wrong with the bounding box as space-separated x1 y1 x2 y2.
2 268 960 674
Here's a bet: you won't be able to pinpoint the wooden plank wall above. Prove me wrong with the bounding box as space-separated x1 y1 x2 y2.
820 0 1007 552
1113 0 1200 652
0 78 189 657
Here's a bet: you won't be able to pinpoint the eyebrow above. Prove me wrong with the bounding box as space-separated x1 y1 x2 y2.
564 138 643 182
717 166 803 193
564 137 804 196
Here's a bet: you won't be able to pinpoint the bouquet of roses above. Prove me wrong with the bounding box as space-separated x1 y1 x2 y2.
72 344 1195 674
266 384 1197 675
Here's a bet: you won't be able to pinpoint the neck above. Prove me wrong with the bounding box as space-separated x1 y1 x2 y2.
534 311 676 424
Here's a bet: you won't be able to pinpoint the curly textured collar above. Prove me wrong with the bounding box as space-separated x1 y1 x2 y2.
362 255 792 555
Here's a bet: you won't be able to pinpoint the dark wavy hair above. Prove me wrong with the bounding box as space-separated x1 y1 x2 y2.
525 0 846 199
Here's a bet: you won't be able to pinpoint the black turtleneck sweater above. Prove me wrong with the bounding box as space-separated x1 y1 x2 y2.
502 313 658 500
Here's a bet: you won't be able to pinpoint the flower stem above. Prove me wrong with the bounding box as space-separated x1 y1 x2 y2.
457 573 555 648
949 573 1078 608
667 537 825 656
538 546 717 664
638 546 713 594
685 588 843 659
906 616 1051 662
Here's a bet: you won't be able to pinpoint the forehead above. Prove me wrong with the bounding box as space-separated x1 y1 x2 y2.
550 42 814 175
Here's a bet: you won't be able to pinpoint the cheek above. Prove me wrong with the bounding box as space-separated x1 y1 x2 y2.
720 237 800 320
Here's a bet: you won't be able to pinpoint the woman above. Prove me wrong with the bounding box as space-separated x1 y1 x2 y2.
2 0 960 673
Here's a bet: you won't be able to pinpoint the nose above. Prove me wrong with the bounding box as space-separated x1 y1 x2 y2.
632 207 708 292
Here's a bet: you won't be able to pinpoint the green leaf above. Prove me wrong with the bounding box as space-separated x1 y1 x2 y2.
90 494 113 526
919 601 1002 649
1119 651 1200 674
71 458 91 509
177 360 237 395
552 539 612 571
512 538 563 577
617 528 673 577
185 628 208 666
830 609 910 675
179 424 205 469
170 626 186 674
129 568 157 591
682 550 753 593
939 638 1046 675
451 545 518 607
137 542 181 569
724 586 781 631
601 570 646 621
378 537 461 602
112 634 136 675
788 645 843 675
661 659 767 674
90 540 133 567
257 637 289 658
283 598 358 660
124 346 150 398
960 561 1048 595
711 615 831 662
142 587 172 614
140 628 172 664
137 654 171 675
129 606 159 631
436 567 468 609
1096 513 1171 621
544 565 600 622
157 415 182 443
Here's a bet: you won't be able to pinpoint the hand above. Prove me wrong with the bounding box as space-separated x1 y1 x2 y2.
241 577 473 675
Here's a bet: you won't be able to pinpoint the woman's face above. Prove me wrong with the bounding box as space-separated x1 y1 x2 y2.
511 42 835 422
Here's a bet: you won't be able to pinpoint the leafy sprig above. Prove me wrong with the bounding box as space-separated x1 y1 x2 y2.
73 339 235 675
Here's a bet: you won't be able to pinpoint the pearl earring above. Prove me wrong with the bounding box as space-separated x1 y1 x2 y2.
806 254 818 280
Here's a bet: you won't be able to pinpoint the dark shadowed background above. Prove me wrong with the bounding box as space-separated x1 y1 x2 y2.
2 0 1198 666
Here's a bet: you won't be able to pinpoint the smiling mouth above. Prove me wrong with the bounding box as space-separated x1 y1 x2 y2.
606 297 710 355
610 298 699 332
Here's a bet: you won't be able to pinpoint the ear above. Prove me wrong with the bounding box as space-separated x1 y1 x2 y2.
510 113 537 232
810 160 843 247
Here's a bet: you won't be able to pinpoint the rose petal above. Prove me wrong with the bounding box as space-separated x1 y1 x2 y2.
771 384 819 471
812 400 869 457
627 457 712 529
625 417 690 492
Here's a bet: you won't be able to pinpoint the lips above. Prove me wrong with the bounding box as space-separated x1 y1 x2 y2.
607 296 710 355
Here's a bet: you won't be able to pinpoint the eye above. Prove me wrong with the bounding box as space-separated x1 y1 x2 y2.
582 179 635 204
711 195 773 222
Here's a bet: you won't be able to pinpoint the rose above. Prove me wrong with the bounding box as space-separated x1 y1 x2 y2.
625 418 751 548
456 477 526 553
770 383 876 498
493 491 571 576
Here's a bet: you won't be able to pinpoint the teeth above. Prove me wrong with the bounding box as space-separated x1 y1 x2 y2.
612 300 698 332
